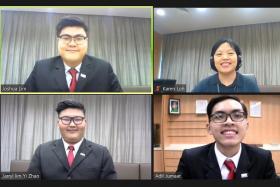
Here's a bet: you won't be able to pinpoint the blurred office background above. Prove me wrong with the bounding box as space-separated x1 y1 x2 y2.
1 8 151 92
1 95 151 172
154 8 280 92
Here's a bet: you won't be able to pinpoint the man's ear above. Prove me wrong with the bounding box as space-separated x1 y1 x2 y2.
246 121 249 130
206 123 212 135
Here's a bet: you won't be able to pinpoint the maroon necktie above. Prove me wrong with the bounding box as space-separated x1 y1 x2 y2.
67 145 75 167
68 68 77 92
224 159 236 180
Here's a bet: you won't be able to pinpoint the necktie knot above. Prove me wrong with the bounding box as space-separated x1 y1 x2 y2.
69 68 77 76
224 159 235 171
68 68 78 92
68 145 74 151
224 159 236 180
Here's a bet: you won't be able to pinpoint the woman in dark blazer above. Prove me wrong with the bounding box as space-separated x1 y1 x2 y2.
192 38 259 93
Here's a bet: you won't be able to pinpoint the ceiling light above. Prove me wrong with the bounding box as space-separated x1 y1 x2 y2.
156 9 165 16
197 8 207 12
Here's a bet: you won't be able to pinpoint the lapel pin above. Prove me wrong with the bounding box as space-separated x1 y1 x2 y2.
80 153 85 157
241 173 248 178
81 74 86 78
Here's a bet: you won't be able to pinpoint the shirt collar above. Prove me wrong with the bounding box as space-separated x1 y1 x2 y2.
64 62 82 73
62 137 84 152
214 143 242 170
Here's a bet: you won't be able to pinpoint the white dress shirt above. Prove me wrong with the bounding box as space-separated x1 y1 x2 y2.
62 137 84 158
214 143 242 180
64 63 82 88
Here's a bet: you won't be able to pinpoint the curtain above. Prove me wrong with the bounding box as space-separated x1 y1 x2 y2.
0 95 151 171
1 10 151 88
160 22 280 92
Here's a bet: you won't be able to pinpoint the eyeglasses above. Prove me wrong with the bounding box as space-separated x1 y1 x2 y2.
210 111 246 123
58 34 87 45
59 116 85 125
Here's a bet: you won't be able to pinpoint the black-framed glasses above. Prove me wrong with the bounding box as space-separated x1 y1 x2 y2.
210 111 247 123
58 34 87 45
59 116 85 125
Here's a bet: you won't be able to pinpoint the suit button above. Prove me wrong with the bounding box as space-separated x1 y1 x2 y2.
67 176 71 180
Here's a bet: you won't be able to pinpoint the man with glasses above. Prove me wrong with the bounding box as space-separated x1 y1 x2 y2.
28 100 117 179
176 95 277 179
24 16 122 92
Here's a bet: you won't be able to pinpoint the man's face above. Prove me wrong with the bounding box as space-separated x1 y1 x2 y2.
214 42 238 74
207 99 248 150
58 26 88 65
58 108 86 144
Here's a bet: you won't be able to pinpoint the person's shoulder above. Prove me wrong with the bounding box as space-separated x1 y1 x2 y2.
34 139 59 149
182 143 213 158
200 74 217 84
242 143 271 158
84 139 108 151
238 73 260 92
84 55 110 66
238 73 256 84
192 74 217 92
36 56 61 64
33 56 62 70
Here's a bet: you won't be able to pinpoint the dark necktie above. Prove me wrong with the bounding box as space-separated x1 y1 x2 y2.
67 145 75 167
224 159 236 180
69 68 77 92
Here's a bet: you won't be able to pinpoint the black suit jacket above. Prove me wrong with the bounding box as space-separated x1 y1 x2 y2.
176 143 277 179
24 55 122 92
28 139 117 180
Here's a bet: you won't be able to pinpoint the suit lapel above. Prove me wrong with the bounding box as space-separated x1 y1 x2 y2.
235 144 253 179
52 139 70 170
68 139 93 173
205 143 222 179
76 56 92 92
53 57 69 91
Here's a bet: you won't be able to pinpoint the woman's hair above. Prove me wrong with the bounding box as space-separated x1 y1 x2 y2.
210 37 242 71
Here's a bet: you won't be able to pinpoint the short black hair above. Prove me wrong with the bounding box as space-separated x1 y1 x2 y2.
56 16 88 37
210 37 242 57
56 100 86 116
206 95 248 122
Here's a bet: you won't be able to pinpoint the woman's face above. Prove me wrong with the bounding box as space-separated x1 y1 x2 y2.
214 42 238 74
